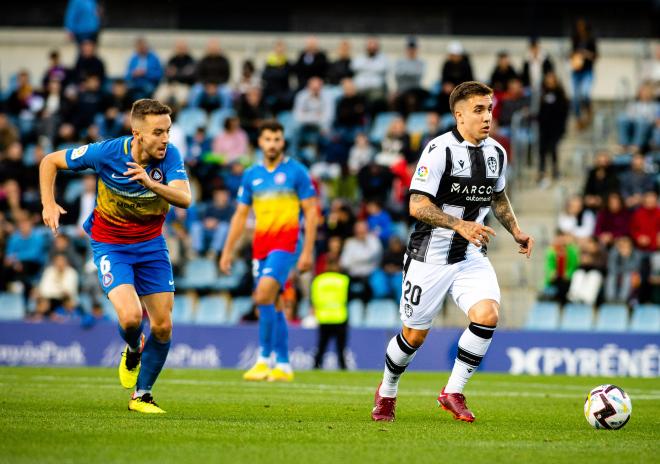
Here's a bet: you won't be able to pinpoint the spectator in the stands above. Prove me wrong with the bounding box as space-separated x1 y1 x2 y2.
237 86 267 147
594 192 631 248
358 161 394 205
212 116 249 164
6 70 39 120
369 235 405 302
441 41 473 87
235 60 260 96
557 194 596 241
154 39 196 107
604 236 641 304
537 71 569 184
37 253 79 312
292 76 335 161
41 50 70 89
72 39 105 84
393 36 428 116
543 229 580 304
262 40 294 114
2 212 47 299
64 0 100 45
0 114 19 153
630 190 660 252
617 81 658 153
365 200 393 246
72 74 105 134
420 112 444 148
521 37 554 94
334 78 367 141
197 39 231 85
374 116 413 167
325 199 356 241
583 151 620 210
327 40 353 86
351 37 389 115
620 153 656 210
497 77 530 134
294 36 328 90
191 188 234 257
125 37 163 100
348 132 375 175
490 50 519 93
570 18 598 129
567 236 606 306
339 220 382 304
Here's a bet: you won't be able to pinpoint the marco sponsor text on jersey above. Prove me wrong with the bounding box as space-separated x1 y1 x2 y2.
507 344 659 377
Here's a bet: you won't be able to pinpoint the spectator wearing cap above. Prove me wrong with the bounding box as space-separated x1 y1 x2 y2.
393 36 428 117
441 41 473 87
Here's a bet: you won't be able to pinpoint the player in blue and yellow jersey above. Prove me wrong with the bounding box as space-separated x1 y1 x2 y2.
220 120 318 382
39 99 192 413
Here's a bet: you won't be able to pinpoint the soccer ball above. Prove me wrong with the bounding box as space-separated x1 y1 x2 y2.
584 384 632 430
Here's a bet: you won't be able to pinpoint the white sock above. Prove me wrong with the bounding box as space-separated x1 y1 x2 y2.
257 355 271 365
379 333 418 398
134 389 151 398
445 323 496 394
276 362 292 373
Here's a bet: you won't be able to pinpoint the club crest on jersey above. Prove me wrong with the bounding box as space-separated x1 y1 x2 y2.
416 166 429 178
102 272 114 287
149 168 164 183
274 172 287 184
71 145 88 160
487 156 497 174
404 304 414 318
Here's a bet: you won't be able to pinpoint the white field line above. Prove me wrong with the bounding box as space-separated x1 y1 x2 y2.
5 375 660 401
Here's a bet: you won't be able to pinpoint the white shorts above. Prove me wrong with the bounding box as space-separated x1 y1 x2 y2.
399 253 501 330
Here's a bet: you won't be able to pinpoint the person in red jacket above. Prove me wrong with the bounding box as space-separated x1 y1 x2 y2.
630 191 660 252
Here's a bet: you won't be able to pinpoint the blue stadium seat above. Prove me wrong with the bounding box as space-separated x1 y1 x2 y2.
629 304 660 333
195 295 228 325
0 293 25 321
101 298 118 321
214 258 247 291
369 112 398 144
348 300 364 327
206 108 237 138
177 107 208 138
595 304 628 332
276 111 295 143
560 303 594 331
178 258 218 291
364 299 400 328
172 295 194 324
228 296 254 324
524 301 560 330
406 112 428 135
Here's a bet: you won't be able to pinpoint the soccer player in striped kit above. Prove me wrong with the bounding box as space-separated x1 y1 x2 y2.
372 82 534 422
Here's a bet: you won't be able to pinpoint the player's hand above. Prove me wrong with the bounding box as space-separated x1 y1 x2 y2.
124 162 154 189
454 220 496 247
42 202 67 235
514 230 535 258
219 253 232 275
297 251 313 273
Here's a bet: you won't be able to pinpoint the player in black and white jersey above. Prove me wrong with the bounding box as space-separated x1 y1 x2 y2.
372 81 534 423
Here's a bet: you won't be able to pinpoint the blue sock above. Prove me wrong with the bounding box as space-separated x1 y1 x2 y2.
136 334 171 392
273 310 289 364
118 321 143 351
258 304 276 359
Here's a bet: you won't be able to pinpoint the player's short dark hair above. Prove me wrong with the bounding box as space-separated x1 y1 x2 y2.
130 99 172 121
258 119 284 136
449 81 493 114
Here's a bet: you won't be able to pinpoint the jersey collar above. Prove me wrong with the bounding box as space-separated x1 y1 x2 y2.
452 128 485 147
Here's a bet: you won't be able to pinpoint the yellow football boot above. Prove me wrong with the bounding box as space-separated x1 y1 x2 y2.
128 393 166 414
242 361 271 381
118 334 145 389
267 367 294 382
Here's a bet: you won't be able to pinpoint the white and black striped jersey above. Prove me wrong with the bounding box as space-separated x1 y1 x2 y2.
407 128 507 265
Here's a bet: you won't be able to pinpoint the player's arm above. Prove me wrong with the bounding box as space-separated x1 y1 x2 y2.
123 162 191 208
219 203 250 275
409 193 495 247
39 150 69 235
490 189 534 258
297 197 319 273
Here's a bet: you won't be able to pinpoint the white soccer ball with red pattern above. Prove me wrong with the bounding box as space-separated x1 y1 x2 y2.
584 384 632 430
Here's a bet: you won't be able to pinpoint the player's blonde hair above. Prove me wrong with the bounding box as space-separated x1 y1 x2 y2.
449 81 493 114
130 99 172 122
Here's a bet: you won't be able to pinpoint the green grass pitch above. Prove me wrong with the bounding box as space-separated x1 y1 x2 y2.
0 367 658 463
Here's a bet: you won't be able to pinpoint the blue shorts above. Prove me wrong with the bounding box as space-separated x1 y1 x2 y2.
91 235 175 296
252 250 298 289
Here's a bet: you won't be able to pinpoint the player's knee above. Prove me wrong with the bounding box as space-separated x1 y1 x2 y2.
469 301 499 326
253 290 276 306
119 313 142 330
401 326 428 348
150 320 173 341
